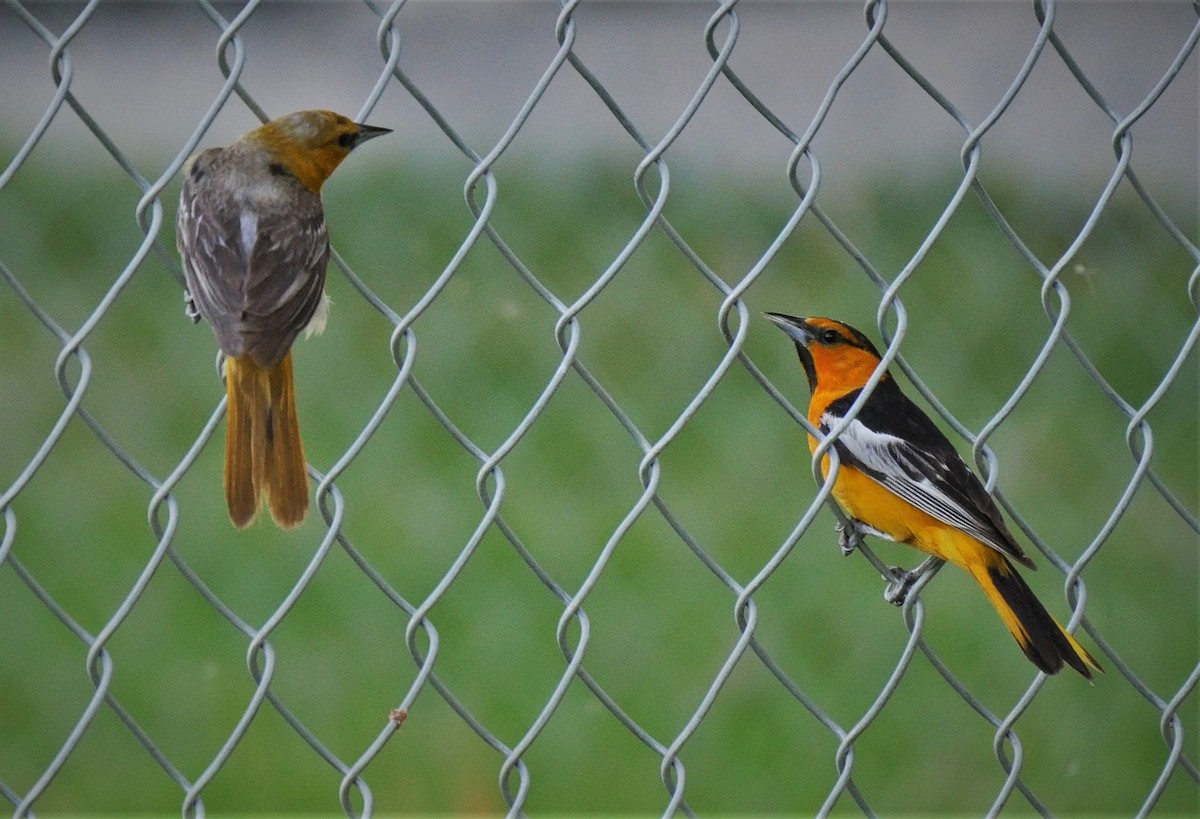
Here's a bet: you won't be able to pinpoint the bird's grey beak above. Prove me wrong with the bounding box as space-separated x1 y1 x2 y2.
765 311 818 391
352 123 392 146
763 312 814 347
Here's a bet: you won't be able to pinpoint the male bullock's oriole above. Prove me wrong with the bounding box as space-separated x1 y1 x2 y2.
766 313 1100 678
177 110 390 529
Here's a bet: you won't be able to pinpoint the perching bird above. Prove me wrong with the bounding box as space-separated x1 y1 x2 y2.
765 313 1101 678
177 110 390 529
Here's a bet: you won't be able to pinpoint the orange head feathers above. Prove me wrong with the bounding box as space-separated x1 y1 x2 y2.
236 110 392 193
764 314 886 393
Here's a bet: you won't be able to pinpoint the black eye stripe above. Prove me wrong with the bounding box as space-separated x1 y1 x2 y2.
810 321 882 357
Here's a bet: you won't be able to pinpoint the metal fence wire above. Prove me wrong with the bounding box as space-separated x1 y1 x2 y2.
1 0 1198 816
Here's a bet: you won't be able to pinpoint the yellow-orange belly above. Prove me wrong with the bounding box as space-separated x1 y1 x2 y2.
813 447 997 571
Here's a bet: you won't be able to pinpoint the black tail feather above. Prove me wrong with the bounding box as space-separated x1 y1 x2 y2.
986 563 1099 679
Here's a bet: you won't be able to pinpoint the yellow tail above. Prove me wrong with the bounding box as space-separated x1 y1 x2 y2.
968 558 1101 679
223 352 309 530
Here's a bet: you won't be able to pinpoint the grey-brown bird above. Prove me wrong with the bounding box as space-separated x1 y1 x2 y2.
177 110 390 529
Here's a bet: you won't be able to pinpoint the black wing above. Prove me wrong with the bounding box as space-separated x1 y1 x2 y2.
823 381 1035 568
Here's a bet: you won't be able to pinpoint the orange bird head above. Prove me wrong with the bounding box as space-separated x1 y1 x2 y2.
764 314 885 393
240 109 392 192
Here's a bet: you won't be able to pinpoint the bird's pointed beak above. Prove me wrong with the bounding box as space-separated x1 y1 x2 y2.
765 311 819 391
763 312 815 347
352 122 392 147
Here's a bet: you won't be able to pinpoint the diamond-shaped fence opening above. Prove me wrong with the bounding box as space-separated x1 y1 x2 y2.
1 1 1197 816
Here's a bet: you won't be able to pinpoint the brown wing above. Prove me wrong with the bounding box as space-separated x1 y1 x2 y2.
177 149 329 369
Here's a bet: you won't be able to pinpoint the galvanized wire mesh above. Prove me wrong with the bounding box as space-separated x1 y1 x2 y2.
1 0 1197 816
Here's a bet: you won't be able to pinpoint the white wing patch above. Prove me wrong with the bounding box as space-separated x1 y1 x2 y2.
821 413 1015 557
239 211 258 259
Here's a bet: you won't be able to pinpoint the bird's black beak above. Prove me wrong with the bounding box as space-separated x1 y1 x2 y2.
763 312 815 347
764 311 818 392
352 123 392 147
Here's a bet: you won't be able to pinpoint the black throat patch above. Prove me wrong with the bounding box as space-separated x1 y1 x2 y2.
794 343 818 393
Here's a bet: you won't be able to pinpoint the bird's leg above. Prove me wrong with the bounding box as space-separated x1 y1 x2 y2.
883 556 943 606
836 519 866 556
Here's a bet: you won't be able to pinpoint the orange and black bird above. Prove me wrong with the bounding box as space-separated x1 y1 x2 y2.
765 313 1101 678
177 110 390 529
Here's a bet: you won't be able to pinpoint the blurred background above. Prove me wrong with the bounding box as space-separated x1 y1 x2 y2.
1 1 1197 815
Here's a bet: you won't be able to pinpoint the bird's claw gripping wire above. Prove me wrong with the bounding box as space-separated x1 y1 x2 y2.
834 518 926 605
882 556 943 606
883 567 919 606
836 521 865 557
835 520 924 605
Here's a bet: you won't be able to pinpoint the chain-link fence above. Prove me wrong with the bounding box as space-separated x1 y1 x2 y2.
1 0 1197 816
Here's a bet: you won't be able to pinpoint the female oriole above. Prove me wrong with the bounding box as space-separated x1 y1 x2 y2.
177 110 390 529
766 313 1101 678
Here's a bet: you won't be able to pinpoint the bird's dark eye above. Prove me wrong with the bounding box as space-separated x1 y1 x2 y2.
819 328 840 344
337 131 355 148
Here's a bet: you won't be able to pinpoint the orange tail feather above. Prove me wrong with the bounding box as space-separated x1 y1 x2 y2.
223 353 308 530
224 356 263 527
263 351 308 529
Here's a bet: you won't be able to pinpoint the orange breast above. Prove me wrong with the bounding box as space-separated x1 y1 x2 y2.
814 447 919 542
808 437 989 569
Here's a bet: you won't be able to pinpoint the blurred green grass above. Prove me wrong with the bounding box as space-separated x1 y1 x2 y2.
0 154 1196 815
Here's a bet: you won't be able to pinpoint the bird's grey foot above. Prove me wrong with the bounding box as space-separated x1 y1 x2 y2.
883 567 919 606
883 556 943 606
836 521 865 557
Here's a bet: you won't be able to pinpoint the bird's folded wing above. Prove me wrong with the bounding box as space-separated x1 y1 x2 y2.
178 172 328 367
821 410 1034 568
